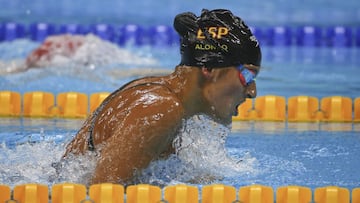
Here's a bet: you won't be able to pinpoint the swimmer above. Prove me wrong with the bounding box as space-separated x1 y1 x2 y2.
0 34 155 74
63 9 262 185
25 34 85 68
25 34 156 68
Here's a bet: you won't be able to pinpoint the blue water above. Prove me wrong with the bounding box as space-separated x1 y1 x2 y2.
1 41 359 98
0 38 359 190
231 122 360 190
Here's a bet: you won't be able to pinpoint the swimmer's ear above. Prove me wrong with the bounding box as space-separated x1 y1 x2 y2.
201 67 212 79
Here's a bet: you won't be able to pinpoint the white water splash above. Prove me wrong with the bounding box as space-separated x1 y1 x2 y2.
176 115 257 175
0 115 258 187
136 115 258 185
0 141 62 187
53 151 97 186
0 59 27 74
0 130 97 187
0 34 158 74
61 34 157 67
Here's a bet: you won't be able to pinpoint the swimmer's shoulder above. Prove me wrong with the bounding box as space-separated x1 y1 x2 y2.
97 76 159 106
95 76 182 114
114 76 173 95
111 76 160 94
125 77 184 110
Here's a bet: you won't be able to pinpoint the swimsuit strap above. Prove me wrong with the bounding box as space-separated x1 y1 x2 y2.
86 78 174 151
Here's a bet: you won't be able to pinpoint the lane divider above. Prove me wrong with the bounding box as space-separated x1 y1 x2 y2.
233 95 359 122
0 91 359 122
1 22 360 47
0 183 357 203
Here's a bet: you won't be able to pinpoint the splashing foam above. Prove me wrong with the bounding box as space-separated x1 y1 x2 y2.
0 34 158 74
26 34 157 68
0 138 96 187
0 115 257 187
63 34 157 67
137 115 258 185
0 141 60 187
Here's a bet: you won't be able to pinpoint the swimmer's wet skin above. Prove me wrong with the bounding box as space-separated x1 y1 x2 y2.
63 9 261 185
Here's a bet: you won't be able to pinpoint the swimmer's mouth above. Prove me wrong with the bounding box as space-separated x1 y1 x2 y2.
233 100 245 116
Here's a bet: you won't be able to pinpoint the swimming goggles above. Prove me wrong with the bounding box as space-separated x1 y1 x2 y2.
237 65 256 86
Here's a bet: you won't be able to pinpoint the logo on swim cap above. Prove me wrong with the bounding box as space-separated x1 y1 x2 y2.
195 26 230 53
196 27 229 39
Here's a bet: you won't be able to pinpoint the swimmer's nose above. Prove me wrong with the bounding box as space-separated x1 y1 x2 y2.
246 82 257 98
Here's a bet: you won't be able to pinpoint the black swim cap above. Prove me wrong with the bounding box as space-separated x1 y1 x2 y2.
174 9 261 68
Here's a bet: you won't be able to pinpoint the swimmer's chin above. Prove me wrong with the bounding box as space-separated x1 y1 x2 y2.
207 105 242 126
213 115 232 127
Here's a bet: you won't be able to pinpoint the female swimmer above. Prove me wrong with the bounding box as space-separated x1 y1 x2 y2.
63 9 261 184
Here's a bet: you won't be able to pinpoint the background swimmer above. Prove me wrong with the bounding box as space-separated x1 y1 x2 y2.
0 34 156 74
63 9 261 185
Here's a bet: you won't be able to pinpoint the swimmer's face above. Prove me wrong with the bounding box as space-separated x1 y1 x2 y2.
203 64 260 125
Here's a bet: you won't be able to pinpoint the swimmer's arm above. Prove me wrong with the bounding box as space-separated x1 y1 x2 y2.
90 92 184 183
63 116 94 157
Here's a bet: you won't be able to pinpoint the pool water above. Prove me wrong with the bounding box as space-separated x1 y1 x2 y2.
0 36 360 190
231 122 360 190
